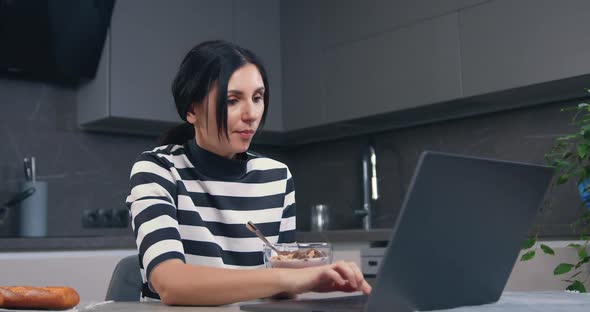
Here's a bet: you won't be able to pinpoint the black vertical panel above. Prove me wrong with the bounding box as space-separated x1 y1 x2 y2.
0 0 114 85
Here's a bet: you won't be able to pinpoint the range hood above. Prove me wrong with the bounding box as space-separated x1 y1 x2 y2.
0 0 115 86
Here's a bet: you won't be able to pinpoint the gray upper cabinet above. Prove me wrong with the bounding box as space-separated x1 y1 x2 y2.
108 0 232 124
233 0 283 132
79 0 590 141
318 0 488 49
281 0 468 130
323 13 463 124
78 0 282 135
280 0 326 131
459 0 590 97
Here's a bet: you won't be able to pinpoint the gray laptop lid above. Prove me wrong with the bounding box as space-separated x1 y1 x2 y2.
367 151 553 311
241 151 553 312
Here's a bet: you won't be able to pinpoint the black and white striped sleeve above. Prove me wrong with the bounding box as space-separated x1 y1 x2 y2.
278 168 296 243
126 152 186 289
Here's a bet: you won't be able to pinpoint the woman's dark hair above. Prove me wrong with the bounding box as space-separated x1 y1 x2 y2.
158 40 270 145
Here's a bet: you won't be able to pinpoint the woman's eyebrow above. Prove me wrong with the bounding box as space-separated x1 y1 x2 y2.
227 87 265 95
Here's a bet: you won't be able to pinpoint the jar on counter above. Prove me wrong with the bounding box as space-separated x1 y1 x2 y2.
310 204 329 232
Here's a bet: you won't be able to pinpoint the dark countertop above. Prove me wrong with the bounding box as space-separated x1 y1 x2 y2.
0 236 137 252
296 229 392 243
0 229 392 252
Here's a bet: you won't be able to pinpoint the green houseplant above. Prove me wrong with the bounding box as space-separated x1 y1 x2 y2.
520 92 590 293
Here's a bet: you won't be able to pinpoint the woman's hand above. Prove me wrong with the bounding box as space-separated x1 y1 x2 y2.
279 261 372 295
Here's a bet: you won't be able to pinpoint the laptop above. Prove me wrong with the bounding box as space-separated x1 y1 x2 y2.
240 151 553 312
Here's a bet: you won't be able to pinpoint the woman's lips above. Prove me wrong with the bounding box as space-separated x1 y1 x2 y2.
236 130 255 139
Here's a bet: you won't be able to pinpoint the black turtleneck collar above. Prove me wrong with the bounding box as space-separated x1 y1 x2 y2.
185 139 249 180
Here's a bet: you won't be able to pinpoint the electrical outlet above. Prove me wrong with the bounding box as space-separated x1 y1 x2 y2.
82 208 129 228
97 208 113 228
112 208 130 228
82 209 99 228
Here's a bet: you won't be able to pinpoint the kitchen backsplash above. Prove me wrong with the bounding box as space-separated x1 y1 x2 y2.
0 80 157 237
289 97 587 238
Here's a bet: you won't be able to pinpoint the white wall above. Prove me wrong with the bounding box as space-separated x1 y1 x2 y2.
0 250 136 302
506 241 590 292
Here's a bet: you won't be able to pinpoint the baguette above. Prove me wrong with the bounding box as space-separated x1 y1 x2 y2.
0 286 80 310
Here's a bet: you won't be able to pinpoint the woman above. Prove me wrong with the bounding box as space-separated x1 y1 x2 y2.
126 40 371 306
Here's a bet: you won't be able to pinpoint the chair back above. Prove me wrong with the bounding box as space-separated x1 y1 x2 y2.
105 255 142 301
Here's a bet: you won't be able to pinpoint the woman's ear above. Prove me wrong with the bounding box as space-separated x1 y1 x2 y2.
186 104 199 124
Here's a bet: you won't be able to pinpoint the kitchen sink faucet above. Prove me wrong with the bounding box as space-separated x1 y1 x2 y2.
354 144 378 230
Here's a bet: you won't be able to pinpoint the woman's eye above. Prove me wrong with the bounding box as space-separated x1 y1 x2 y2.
227 98 238 105
254 96 263 103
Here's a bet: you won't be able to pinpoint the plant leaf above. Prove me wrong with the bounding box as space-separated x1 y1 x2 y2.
579 145 588 159
556 134 577 141
566 280 587 293
555 159 572 168
540 244 555 255
522 238 536 250
568 243 582 249
554 263 574 275
557 174 570 185
520 250 536 261
578 249 588 261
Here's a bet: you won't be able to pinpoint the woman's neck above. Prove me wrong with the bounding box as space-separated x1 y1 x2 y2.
193 137 236 160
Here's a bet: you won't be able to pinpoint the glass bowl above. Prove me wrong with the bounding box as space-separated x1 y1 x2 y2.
263 242 333 268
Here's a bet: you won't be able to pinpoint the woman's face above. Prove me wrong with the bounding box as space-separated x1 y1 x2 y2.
187 63 265 159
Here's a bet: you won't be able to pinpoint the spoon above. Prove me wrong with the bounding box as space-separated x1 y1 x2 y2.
246 221 287 255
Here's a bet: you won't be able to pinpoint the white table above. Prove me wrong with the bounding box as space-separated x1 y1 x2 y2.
1 291 589 312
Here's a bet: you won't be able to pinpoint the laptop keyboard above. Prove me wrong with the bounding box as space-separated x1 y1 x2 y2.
240 295 369 312
298 294 368 308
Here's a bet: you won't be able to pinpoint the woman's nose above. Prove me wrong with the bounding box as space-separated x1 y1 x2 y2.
242 100 261 121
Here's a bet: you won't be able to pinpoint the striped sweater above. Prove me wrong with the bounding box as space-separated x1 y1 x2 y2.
126 139 296 300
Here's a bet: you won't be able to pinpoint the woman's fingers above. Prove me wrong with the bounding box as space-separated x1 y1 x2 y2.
360 279 372 295
346 262 373 295
349 262 365 290
331 261 372 294
324 267 346 286
332 261 359 289
305 261 373 294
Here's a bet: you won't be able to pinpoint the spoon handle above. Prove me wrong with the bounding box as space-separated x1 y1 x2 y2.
246 221 281 253
246 221 272 244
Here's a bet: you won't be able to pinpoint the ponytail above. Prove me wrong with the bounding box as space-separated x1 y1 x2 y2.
158 123 195 146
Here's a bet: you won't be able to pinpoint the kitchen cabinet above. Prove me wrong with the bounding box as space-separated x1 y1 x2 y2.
79 0 590 142
280 0 326 131
281 1 467 130
281 0 590 136
233 0 283 132
322 13 462 124
317 0 488 49
459 0 590 97
78 0 283 136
